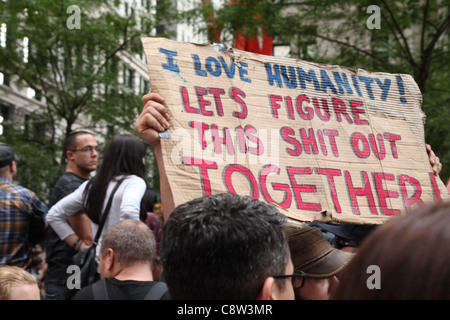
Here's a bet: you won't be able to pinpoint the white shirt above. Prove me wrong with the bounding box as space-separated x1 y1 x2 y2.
46 175 146 255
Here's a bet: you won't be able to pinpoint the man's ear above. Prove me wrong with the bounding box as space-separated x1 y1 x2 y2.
66 150 75 161
10 161 17 175
105 248 115 270
255 277 276 300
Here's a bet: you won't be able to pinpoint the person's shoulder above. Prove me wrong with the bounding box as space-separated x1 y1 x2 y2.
7 183 39 199
123 175 146 188
56 172 87 187
71 285 95 300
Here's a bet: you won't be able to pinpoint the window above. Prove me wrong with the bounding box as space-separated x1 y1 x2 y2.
0 23 6 48
123 65 135 89
140 77 149 94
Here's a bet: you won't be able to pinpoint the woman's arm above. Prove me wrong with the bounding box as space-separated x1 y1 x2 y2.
46 180 91 249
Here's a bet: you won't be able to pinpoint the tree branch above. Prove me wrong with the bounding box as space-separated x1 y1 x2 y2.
314 34 388 66
380 0 417 68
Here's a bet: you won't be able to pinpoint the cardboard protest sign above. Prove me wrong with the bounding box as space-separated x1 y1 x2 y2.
141 37 448 225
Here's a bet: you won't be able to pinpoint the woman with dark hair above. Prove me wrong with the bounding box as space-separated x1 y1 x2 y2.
47 134 147 256
331 201 450 300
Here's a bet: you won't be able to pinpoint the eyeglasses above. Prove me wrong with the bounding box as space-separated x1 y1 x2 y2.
272 271 305 289
70 145 100 153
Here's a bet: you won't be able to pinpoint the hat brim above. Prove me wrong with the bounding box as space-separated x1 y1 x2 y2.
300 248 354 279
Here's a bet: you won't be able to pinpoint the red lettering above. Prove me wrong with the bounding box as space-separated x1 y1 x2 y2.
287 167 322 211
189 121 209 150
281 127 302 156
195 86 213 116
430 172 442 201
230 87 248 119
323 129 339 157
285 96 295 120
370 133 386 160
259 164 292 209
269 94 282 119
333 98 353 124
223 164 259 199
350 100 369 125
235 126 247 154
315 168 342 213
313 98 331 121
373 173 400 215
296 95 314 120
211 124 234 154
300 128 318 154
244 125 264 155
345 170 377 215
351 132 370 158
181 86 199 114
182 157 217 196
208 87 225 116
384 132 401 159
398 174 423 209
317 130 327 156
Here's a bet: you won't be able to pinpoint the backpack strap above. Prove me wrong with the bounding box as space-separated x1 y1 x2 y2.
144 282 168 300
92 279 109 300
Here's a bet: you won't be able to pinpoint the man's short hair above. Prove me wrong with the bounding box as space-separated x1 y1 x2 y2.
100 219 156 267
63 131 94 157
161 193 290 300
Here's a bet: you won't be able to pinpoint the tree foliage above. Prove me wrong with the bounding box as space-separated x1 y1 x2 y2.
0 0 176 202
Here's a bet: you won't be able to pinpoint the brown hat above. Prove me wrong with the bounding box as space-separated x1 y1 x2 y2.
285 225 353 279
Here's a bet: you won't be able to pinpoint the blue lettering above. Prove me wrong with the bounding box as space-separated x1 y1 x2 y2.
192 54 207 77
333 72 353 94
160 48 179 73
206 57 221 77
321 70 338 94
219 56 236 78
396 76 407 103
358 76 375 99
298 68 321 91
238 62 251 83
375 78 391 101
265 63 282 87
281 65 297 89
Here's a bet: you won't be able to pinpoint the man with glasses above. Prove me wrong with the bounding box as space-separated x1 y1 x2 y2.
44 131 99 300
161 193 296 300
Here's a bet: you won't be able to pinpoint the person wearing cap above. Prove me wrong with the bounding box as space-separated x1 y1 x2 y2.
284 224 354 300
0 142 46 267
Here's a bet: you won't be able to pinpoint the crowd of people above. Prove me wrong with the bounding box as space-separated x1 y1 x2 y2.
0 91 449 301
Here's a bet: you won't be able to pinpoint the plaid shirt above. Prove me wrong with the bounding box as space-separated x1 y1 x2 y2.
0 176 45 266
